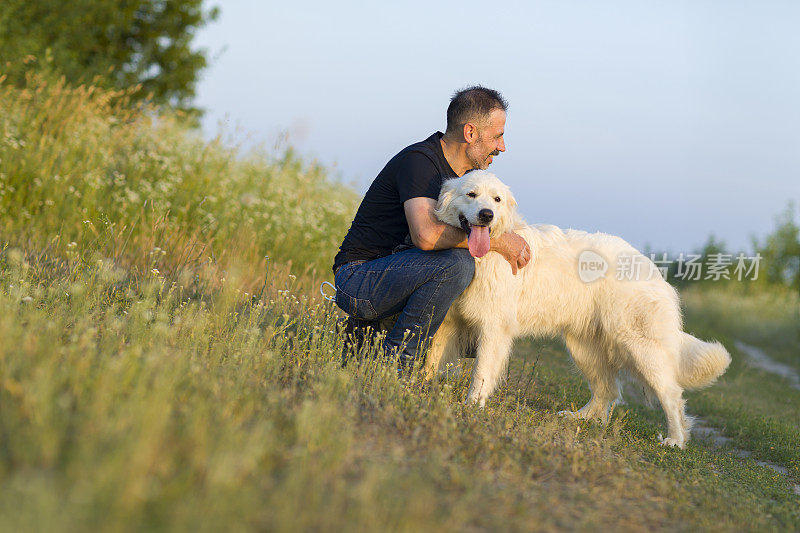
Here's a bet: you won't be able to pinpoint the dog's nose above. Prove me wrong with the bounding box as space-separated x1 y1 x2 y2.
477 209 494 224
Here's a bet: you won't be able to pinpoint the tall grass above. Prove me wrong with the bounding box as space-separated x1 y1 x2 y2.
0 73 357 286
0 248 407 530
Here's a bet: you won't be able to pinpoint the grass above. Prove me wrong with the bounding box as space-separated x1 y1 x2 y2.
680 283 800 479
1 74 799 531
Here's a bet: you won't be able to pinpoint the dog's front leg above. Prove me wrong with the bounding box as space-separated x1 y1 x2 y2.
466 327 514 406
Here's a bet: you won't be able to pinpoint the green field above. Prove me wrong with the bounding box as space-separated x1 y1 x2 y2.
1 77 798 531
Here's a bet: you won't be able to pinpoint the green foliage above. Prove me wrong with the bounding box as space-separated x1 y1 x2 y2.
666 207 800 295
699 234 728 258
755 202 800 292
0 0 218 114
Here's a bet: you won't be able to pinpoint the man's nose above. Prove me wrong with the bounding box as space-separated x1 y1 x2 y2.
498 138 506 152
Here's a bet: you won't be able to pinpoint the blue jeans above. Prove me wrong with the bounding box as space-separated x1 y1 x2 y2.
334 248 475 366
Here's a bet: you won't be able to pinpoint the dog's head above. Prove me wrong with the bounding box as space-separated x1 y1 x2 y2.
434 170 519 258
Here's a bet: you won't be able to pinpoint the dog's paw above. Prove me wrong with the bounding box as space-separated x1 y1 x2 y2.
464 395 486 408
658 434 685 449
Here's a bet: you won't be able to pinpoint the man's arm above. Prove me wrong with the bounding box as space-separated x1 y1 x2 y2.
404 197 531 274
404 196 467 250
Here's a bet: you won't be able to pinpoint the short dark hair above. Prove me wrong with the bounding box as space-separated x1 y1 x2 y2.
445 85 508 137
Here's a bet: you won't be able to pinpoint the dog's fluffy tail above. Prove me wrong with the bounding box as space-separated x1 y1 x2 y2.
677 332 731 390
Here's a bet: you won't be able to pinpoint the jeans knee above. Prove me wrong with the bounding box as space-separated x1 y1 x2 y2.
440 248 475 288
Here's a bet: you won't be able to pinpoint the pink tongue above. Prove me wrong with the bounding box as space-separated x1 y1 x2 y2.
467 225 490 258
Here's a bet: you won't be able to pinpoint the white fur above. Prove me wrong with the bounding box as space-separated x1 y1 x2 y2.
426 170 731 448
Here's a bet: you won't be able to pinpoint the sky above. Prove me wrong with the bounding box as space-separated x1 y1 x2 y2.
194 0 799 254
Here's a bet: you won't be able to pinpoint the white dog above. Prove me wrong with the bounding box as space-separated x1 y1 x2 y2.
425 170 730 448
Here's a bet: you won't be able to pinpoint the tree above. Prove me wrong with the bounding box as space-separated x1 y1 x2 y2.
0 0 218 114
755 202 800 293
666 234 729 287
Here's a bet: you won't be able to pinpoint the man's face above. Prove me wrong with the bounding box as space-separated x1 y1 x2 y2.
466 108 506 170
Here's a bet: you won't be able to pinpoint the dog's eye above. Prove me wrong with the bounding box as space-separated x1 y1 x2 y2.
494 196 501 202
467 192 477 198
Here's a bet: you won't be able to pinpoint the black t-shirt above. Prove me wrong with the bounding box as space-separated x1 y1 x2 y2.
333 132 458 272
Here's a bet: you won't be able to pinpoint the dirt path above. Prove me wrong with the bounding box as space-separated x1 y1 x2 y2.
691 340 800 496
734 340 800 390
691 416 800 496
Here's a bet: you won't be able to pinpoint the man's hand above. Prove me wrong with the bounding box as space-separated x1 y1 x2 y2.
490 232 531 275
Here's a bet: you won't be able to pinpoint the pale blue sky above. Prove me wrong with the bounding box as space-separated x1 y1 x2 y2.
194 1 799 253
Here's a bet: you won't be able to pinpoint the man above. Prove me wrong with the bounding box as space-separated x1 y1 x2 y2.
332 86 530 368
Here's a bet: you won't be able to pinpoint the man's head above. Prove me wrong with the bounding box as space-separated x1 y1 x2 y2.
445 86 508 170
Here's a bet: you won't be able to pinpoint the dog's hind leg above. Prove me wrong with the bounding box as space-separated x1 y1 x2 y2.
628 344 690 448
466 326 515 407
424 313 466 380
559 334 620 424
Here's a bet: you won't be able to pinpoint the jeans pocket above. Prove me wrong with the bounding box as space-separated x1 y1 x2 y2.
335 287 378 321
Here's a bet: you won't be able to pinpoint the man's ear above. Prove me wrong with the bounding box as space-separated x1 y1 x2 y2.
463 122 478 143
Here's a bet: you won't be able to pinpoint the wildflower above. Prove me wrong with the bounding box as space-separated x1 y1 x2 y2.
151 268 160 275
239 193 257 207
20 296 33 304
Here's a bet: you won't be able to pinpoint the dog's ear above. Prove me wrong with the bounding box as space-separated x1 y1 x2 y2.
503 188 526 231
507 190 518 210
434 178 458 221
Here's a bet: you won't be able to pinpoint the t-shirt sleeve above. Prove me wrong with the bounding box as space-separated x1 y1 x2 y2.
395 152 441 203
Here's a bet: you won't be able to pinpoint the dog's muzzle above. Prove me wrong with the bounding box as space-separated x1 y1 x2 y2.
459 212 493 234
459 213 471 234
477 208 494 225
